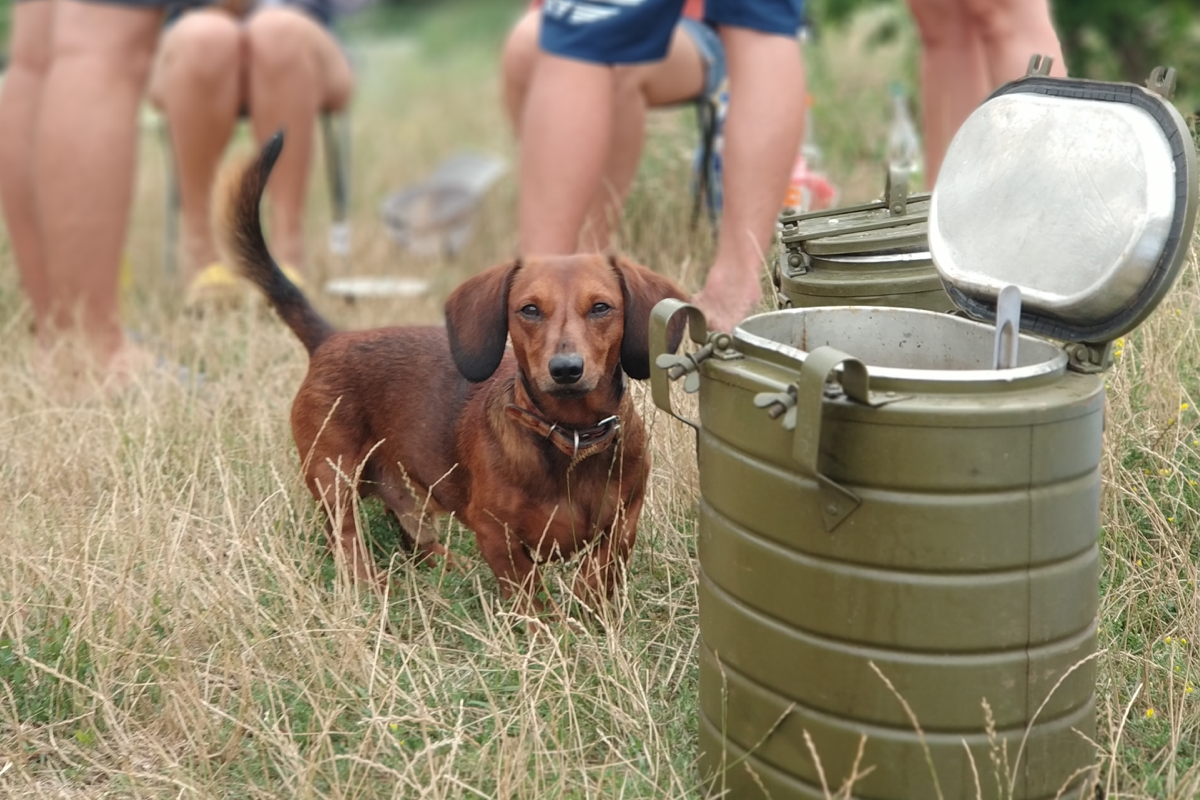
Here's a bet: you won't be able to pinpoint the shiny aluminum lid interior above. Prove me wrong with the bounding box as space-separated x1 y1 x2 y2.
929 75 1198 344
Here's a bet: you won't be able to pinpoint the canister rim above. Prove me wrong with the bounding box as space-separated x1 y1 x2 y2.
733 307 1070 389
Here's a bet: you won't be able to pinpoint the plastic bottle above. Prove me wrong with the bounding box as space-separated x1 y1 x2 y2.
782 95 838 217
886 82 924 187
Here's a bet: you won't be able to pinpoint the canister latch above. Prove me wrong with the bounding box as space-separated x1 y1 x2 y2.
1146 66 1176 101
1065 341 1114 374
650 299 713 431
1024 54 1054 78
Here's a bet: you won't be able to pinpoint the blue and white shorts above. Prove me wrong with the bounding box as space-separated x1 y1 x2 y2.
540 0 804 66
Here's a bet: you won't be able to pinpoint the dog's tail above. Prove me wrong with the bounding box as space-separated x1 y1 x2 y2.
220 132 334 356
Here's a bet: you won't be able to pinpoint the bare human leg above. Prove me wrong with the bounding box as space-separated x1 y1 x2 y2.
246 6 352 273
963 0 1066 84
583 27 704 251
517 52 616 256
693 26 804 333
148 10 243 278
500 10 539 135
34 0 163 374
0 0 54 338
906 0 989 187
504 11 704 253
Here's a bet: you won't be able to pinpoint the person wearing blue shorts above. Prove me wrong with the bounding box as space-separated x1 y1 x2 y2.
503 0 726 252
147 0 353 306
519 0 806 333
0 0 208 390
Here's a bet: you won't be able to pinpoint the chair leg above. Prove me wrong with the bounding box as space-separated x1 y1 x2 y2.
161 117 181 277
321 110 351 260
691 97 718 235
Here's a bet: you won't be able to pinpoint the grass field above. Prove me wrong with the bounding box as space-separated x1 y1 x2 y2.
2 0 1200 797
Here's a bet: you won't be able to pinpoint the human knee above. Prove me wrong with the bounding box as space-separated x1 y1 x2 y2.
158 14 242 92
51 6 165 85
612 65 650 102
502 11 540 103
246 8 319 78
906 0 973 46
8 8 54 77
960 0 1033 43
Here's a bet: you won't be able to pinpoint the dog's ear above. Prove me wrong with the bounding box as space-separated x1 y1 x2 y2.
610 254 689 380
446 259 519 382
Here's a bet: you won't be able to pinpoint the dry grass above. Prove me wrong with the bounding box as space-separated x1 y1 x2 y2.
1 0 1199 797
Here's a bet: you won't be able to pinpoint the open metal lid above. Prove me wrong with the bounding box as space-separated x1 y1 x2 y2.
929 64 1198 346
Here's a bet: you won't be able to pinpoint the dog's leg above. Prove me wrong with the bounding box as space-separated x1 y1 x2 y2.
308 456 382 589
471 517 547 617
374 481 459 570
572 493 645 611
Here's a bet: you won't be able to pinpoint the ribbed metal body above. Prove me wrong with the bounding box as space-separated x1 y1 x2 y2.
654 306 1101 800
775 252 956 312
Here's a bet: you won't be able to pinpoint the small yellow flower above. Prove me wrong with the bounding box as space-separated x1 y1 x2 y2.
389 723 399 732
1137 559 1144 567
1183 403 1191 411
1191 480 1198 486
1146 708 1156 718
1169 517 1176 522
1187 684 1194 695
1159 468 1172 476
1183 638 1189 646
1167 636 1174 643
1192 441 1199 447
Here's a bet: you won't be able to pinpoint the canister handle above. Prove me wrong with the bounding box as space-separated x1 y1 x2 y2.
794 346 871 532
650 299 709 431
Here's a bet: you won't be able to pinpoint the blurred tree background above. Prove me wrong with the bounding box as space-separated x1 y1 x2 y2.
809 0 1200 117
0 0 9 66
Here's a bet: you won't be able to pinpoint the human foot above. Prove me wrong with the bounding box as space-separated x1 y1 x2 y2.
692 264 764 333
34 337 191 402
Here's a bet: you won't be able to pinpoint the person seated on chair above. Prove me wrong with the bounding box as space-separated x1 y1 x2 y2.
501 0 725 252
148 0 353 306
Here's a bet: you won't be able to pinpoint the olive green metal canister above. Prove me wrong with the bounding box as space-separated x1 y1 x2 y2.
653 64 1198 800
774 167 955 312
653 307 1103 800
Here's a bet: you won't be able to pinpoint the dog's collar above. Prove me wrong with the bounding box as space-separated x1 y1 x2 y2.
505 402 621 464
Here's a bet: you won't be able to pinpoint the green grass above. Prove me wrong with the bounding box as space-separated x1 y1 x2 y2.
2 0 1200 797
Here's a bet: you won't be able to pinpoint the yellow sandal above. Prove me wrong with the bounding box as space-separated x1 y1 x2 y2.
186 262 310 310
184 262 248 310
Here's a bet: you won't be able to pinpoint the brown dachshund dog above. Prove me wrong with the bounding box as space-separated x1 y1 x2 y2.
221 133 687 614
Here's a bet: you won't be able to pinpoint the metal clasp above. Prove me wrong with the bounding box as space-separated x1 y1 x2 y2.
1146 67 1177 101
1065 341 1113 374
1025 54 1054 77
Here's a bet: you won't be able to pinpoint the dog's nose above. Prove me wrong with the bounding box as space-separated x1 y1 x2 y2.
549 354 585 385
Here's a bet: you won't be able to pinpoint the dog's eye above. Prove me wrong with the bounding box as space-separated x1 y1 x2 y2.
590 302 612 316
518 304 541 319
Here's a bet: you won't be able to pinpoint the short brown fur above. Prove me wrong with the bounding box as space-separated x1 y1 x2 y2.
220 134 688 614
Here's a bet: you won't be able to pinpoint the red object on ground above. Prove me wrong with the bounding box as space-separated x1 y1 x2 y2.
783 155 838 213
